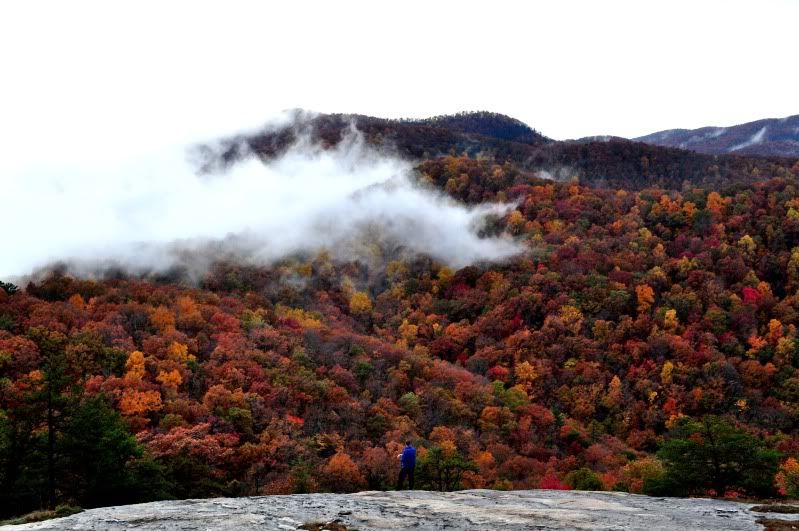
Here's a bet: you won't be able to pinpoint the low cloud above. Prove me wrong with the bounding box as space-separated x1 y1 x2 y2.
2 117 524 280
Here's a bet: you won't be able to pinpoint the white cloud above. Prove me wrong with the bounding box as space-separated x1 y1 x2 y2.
0 123 523 278
1 0 797 278
729 126 768 152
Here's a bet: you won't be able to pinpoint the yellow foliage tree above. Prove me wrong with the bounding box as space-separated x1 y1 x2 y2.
175 295 203 328
150 306 176 332
67 293 85 308
124 351 146 381
386 260 408 282
398 319 418 343
776 336 796 366
167 342 195 364
706 191 726 217
653 243 666 261
663 309 679 331
602 375 623 409
157 369 183 392
682 201 697 219
661 361 674 384
429 426 456 444
776 457 799 497
119 389 162 417
636 285 655 314
747 333 768 358
507 210 526 235
738 234 756 256
620 457 664 494
276 305 322 328
559 305 583 335
515 361 538 388
349 291 372 314
768 319 784 344
437 266 454 285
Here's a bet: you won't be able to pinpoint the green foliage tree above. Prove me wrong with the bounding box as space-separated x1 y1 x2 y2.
0 327 171 518
417 445 477 492
158 449 223 500
0 387 40 516
398 392 420 417
28 327 72 510
0 392 171 517
652 416 780 497
0 281 18 296
564 468 603 491
59 396 171 508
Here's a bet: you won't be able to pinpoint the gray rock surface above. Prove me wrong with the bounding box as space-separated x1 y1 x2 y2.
4 489 797 530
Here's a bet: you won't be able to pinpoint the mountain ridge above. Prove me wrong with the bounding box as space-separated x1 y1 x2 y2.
197 110 799 191
635 114 799 158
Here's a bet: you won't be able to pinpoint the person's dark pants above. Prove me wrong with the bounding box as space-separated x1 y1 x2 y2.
397 466 415 490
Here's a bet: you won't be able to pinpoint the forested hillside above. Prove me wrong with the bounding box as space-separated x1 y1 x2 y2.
201 111 799 190
4 116 799 518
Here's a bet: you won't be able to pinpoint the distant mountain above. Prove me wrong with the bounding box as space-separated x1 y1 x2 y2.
635 114 799 157
407 111 549 145
197 111 798 191
193 111 552 175
567 135 628 145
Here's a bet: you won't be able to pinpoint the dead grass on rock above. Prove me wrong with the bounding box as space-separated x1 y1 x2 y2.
758 518 799 531
0 505 83 526
752 505 799 514
299 520 349 531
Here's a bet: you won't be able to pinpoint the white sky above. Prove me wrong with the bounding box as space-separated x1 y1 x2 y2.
1 0 798 278
1 0 797 159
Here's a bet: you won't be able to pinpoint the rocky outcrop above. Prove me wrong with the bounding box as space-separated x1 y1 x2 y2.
5 489 798 531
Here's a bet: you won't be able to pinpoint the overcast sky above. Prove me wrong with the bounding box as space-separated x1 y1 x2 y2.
2 0 798 277
2 0 797 156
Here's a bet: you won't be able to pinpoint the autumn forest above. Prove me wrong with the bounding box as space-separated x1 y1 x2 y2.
4 113 799 518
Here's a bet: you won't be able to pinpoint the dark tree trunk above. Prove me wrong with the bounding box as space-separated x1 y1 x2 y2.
47 388 56 510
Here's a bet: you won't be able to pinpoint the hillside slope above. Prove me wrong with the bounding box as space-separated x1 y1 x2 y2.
6 167 799 513
636 115 799 158
5 113 799 519
198 111 798 190
3 490 787 531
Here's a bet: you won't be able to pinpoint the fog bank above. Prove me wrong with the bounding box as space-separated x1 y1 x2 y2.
2 120 523 279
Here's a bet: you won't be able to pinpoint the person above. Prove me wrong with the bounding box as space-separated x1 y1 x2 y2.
397 440 416 490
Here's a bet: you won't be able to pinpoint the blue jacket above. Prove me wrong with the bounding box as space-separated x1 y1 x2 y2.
401 446 416 469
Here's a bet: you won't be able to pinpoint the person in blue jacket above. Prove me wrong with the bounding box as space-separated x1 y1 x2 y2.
397 440 416 490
